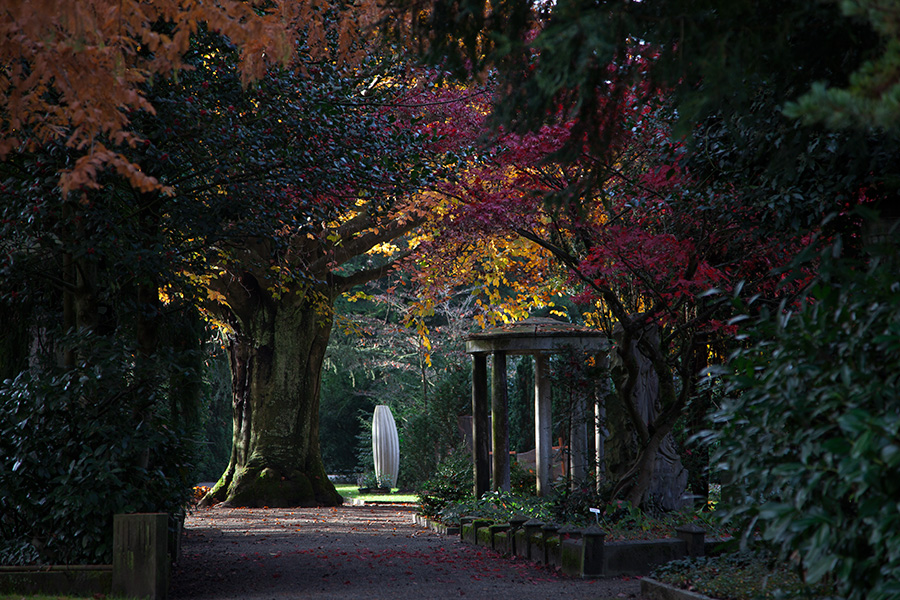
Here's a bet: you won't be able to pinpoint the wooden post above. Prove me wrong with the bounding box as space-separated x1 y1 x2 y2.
534 353 552 496
491 350 510 491
112 513 169 600
472 352 490 498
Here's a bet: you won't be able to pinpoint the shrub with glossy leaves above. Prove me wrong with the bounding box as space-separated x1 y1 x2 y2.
0 335 193 565
710 237 900 600
417 446 473 519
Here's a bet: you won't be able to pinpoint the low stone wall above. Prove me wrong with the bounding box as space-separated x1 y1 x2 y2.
0 512 178 599
0 565 113 596
604 538 688 576
417 514 707 579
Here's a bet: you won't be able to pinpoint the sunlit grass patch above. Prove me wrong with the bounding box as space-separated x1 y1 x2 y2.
335 484 419 503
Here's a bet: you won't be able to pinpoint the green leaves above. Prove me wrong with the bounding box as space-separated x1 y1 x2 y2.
709 235 900 600
0 333 194 566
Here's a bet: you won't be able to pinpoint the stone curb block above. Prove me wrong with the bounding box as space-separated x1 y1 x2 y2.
411 514 461 536
641 577 718 600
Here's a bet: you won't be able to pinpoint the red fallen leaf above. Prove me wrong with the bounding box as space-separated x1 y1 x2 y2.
272 573 281 578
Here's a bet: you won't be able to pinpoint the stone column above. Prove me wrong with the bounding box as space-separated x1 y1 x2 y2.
491 350 510 491
534 353 552 496
595 353 610 491
594 400 607 489
570 390 588 483
472 352 490 498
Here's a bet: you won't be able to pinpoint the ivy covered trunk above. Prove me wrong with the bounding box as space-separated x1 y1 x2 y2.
202 280 342 507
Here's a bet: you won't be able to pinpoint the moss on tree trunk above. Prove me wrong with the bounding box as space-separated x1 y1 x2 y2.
202 284 341 508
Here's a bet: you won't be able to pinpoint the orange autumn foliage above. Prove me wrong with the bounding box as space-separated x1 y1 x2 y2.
0 0 383 195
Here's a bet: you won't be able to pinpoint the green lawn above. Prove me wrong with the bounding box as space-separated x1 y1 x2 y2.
334 484 419 504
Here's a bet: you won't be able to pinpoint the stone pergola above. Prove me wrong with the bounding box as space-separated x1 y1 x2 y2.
466 317 609 497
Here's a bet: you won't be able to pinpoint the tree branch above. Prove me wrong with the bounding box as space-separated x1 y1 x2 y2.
331 250 414 292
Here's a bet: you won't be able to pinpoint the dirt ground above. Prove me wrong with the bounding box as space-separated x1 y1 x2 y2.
170 503 646 600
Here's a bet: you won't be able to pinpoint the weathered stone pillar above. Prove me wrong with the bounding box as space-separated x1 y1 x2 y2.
534 353 552 496
472 353 490 498
112 513 169 600
676 524 706 558
491 350 510 491
581 526 607 578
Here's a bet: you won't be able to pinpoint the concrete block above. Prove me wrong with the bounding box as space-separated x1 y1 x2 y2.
112 513 169 600
489 524 510 553
581 526 606 578
522 520 544 561
462 523 476 545
494 531 510 555
476 525 493 547
541 524 559 566
514 529 528 558
560 539 583 577
675 524 705 558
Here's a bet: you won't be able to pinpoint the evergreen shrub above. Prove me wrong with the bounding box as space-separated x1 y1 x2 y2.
0 338 193 565
710 238 900 600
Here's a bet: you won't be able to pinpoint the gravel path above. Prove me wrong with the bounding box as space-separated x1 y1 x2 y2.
170 503 645 600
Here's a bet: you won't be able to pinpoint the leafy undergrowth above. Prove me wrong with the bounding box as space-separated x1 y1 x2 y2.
651 550 836 599
432 490 733 542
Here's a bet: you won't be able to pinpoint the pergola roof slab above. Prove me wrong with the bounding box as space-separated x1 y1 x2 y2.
465 317 609 355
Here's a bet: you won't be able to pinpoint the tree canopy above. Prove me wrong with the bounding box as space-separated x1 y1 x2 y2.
0 0 386 194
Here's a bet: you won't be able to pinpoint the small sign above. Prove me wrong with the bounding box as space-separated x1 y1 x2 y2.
589 507 600 524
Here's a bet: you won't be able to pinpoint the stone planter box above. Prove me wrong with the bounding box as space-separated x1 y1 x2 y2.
418 516 708 580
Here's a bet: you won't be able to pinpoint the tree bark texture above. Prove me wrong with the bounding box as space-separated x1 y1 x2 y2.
608 324 689 510
203 282 341 507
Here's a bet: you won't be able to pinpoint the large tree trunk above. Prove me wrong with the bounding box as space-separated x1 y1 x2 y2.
202 284 342 508
608 323 689 510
